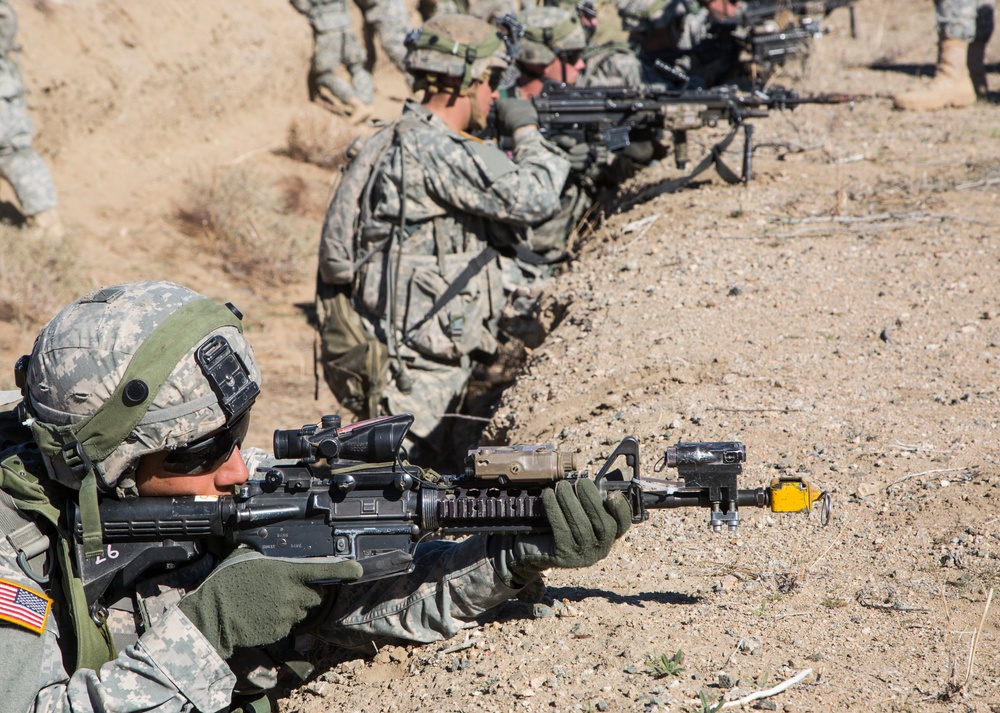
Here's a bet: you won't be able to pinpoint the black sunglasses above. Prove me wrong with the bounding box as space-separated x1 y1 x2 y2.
161 411 251 475
558 50 584 65
486 67 506 90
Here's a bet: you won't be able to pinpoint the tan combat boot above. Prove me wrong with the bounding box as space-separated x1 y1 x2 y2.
894 36 976 110
26 208 65 239
968 40 989 99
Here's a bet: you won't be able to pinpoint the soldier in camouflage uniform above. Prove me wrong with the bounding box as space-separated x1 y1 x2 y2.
0 280 630 711
316 15 570 463
894 0 994 110
582 0 738 89
508 5 595 267
290 0 375 117
0 0 61 234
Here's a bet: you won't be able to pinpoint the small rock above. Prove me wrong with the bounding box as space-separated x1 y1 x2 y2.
532 603 555 619
855 482 879 498
718 672 738 689
595 701 610 711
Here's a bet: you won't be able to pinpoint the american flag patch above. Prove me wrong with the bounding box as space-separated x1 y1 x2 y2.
0 578 52 635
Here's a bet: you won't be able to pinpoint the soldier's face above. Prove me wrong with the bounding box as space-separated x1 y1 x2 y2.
134 446 250 496
469 77 499 131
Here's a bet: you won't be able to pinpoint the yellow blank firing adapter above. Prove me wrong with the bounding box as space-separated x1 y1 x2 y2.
768 475 831 523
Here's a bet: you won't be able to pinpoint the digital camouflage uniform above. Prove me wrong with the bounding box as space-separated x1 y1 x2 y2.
0 281 534 712
290 0 375 106
582 0 728 89
938 0 994 43
318 100 569 455
506 5 594 298
421 0 519 21
353 0 412 73
0 0 57 218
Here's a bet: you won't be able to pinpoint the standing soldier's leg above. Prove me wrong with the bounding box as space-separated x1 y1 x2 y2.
968 0 994 97
0 147 58 219
894 0 978 109
342 28 375 104
313 29 359 104
353 0 411 73
0 95 60 232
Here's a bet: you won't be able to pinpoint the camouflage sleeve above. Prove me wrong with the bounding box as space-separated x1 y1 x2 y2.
0 543 235 712
420 129 571 229
313 535 522 646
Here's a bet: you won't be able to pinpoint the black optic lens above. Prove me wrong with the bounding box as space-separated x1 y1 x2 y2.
488 67 505 90
161 412 251 475
559 50 583 65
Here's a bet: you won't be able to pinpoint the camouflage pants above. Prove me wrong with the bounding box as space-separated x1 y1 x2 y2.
313 27 374 103
0 98 56 217
938 0 995 42
0 147 57 216
380 350 472 461
353 0 410 72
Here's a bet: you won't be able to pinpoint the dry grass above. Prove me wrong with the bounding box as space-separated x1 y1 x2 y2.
285 113 359 171
0 225 78 327
174 166 314 290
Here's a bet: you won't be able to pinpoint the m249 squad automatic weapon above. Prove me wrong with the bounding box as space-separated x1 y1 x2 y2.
75 413 830 620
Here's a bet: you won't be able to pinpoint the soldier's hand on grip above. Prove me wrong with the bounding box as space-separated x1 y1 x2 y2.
508 478 631 585
495 98 539 133
178 549 363 659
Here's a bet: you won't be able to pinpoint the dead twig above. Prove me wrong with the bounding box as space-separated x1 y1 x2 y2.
440 413 492 423
955 177 1000 190
718 668 813 710
958 587 993 690
857 598 928 612
886 467 968 490
776 211 991 227
706 406 803 413
438 633 479 655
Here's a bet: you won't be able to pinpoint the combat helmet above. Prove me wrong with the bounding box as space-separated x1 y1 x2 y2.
616 0 672 34
19 280 260 497
518 6 587 66
404 13 522 92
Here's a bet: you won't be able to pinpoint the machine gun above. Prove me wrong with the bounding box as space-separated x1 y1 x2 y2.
73 413 829 621
514 82 848 190
714 0 859 85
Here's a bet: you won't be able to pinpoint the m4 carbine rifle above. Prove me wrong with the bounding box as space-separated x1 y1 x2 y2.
75 413 829 621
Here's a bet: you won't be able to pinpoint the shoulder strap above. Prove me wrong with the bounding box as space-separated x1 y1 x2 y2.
0 449 117 673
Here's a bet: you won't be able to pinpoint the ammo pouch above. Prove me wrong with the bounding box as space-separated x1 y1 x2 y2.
316 275 388 418
357 248 501 362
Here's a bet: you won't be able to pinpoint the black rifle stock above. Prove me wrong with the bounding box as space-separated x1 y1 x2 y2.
74 413 828 620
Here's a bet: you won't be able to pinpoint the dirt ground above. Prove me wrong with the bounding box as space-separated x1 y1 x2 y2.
2 0 1000 711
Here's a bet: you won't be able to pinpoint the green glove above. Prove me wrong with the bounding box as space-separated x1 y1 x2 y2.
495 98 539 134
508 478 632 585
178 549 364 659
